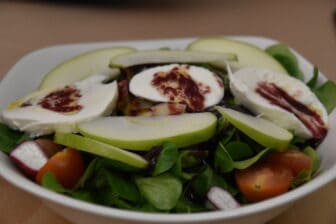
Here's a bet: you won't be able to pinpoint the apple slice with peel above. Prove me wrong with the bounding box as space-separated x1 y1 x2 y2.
39 47 135 90
187 38 287 74
54 132 148 169
109 50 237 69
215 106 293 151
78 113 217 151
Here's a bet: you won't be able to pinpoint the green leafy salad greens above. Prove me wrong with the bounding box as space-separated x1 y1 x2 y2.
0 41 335 213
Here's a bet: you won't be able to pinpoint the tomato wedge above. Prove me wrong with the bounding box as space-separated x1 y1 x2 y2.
36 148 84 188
265 149 312 176
235 162 294 202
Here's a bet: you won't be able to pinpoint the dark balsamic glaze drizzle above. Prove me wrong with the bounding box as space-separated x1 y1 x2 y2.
256 82 327 139
38 86 82 113
151 65 210 112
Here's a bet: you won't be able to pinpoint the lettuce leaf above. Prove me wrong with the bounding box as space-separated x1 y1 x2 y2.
313 80 336 114
266 44 304 80
0 123 30 154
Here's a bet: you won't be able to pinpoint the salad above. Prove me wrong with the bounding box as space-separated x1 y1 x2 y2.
0 37 335 213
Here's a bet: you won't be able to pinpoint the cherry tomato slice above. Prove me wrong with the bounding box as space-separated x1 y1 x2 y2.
36 148 84 188
235 162 294 202
265 149 312 176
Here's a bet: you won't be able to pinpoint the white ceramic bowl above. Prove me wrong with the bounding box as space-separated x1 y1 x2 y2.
0 36 335 224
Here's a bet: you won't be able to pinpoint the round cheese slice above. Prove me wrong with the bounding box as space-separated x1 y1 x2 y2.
129 64 224 111
229 67 328 139
2 75 118 137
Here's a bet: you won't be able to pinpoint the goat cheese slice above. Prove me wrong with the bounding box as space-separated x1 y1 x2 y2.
129 64 224 111
2 75 118 137
229 67 328 139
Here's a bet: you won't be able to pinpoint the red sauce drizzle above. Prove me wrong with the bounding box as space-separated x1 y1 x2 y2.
38 86 82 113
256 82 327 139
151 65 210 112
21 101 32 107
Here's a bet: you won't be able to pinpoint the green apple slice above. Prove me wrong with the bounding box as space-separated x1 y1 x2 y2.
187 38 287 74
215 106 293 151
109 50 237 69
78 113 217 151
54 132 148 168
39 47 135 90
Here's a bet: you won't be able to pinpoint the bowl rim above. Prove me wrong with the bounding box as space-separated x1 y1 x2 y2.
0 35 335 223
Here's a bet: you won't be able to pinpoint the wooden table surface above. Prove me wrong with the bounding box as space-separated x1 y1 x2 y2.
1 1 336 223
